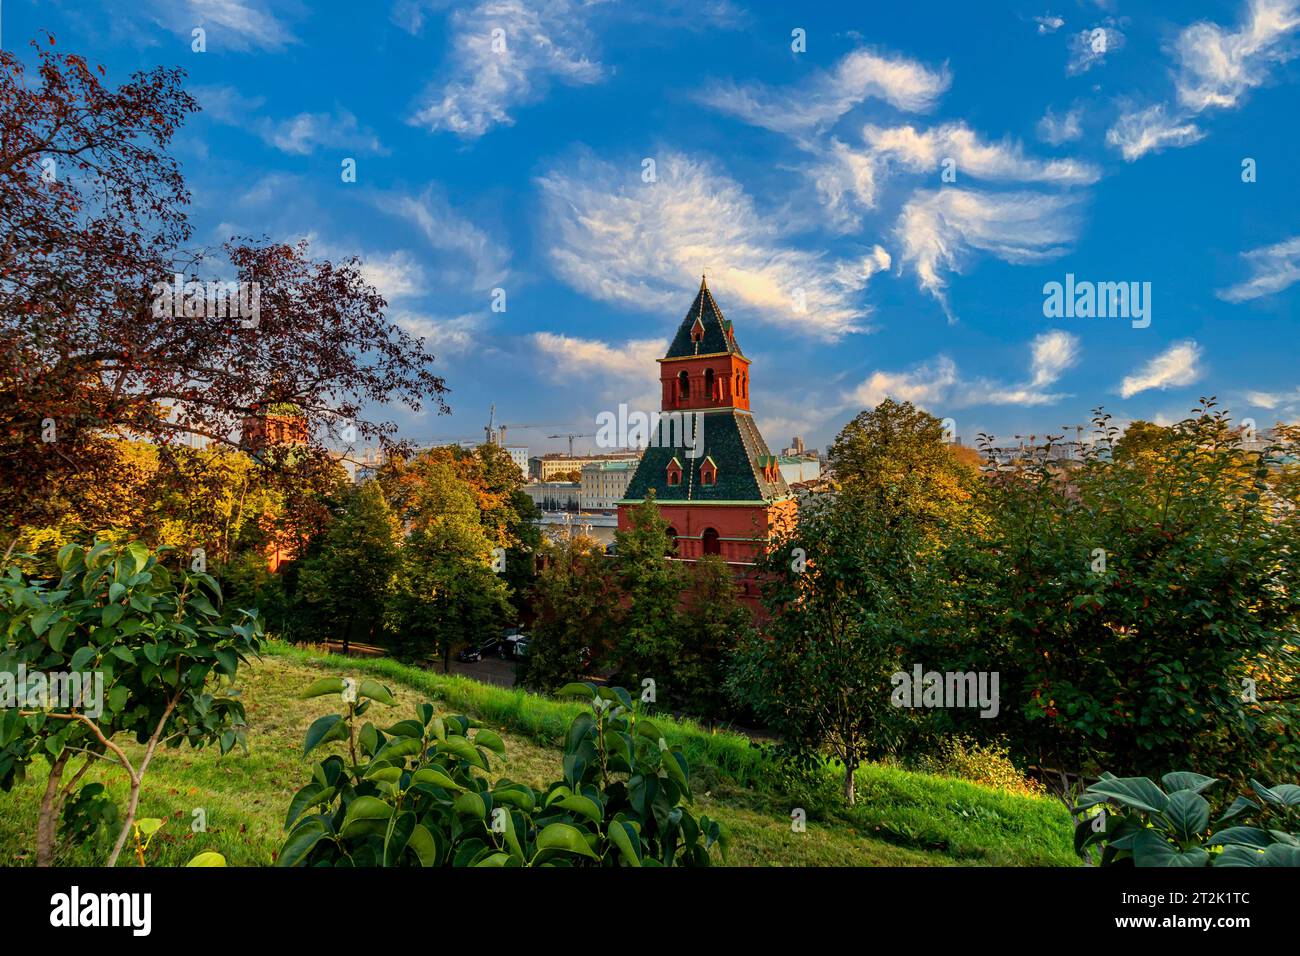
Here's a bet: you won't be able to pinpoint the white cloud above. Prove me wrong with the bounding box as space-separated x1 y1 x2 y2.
372 187 511 291
1068 25 1125 74
1217 235 1300 301
1120 341 1203 398
1037 105 1083 144
808 138 882 230
393 311 485 356
536 151 886 339
1174 0 1300 112
255 109 387 156
893 188 1084 317
696 47 951 136
531 332 668 409
192 84 266 123
863 122 1099 185
844 332 1080 410
147 0 297 51
409 0 604 138
1105 104 1206 161
1035 15 1066 35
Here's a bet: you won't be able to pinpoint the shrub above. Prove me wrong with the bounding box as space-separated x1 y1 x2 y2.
1074 771 1300 866
915 737 1045 798
278 678 725 866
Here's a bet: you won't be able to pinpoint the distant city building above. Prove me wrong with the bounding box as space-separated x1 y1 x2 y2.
580 459 639 510
537 511 618 548
778 454 821 486
781 436 818 457
530 452 639 481
523 481 581 511
505 445 529 479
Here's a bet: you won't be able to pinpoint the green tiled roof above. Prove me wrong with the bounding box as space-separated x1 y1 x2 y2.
623 409 789 503
664 277 745 360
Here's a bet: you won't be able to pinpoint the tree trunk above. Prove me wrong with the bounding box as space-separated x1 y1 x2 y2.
843 760 857 805
36 751 70 866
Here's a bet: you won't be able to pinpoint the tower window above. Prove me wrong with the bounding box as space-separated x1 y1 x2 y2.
704 367 716 401
702 527 720 556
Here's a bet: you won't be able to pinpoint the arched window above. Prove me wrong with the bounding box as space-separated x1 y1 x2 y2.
704 367 715 401
665 526 678 555
702 527 720 556
677 370 690 402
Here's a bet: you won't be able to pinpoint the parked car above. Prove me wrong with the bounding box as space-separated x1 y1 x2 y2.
456 636 502 663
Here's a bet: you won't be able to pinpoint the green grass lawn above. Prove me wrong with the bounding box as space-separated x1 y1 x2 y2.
0 643 1078 866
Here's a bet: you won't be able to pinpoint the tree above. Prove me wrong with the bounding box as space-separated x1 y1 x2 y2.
297 481 401 654
678 556 754 721
935 403 1300 790
0 539 262 866
828 398 983 539
519 533 617 692
1 37 447 534
609 493 688 709
731 495 927 803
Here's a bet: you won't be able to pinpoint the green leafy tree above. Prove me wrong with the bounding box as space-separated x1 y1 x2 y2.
731 495 927 804
519 533 617 693
828 398 983 539
678 555 754 722
609 493 688 709
298 481 401 654
0 540 262 866
936 403 1300 789
279 678 724 866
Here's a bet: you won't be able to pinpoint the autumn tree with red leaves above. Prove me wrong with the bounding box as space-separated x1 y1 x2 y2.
1 36 447 539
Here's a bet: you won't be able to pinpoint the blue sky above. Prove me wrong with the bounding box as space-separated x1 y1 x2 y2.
8 0 1300 455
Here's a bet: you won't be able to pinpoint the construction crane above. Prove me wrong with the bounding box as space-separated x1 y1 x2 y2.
481 406 572 446
548 433 592 457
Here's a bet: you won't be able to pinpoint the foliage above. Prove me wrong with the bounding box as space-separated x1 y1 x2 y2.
1075 771 1300 867
733 494 928 803
828 398 984 540
296 481 401 652
607 493 689 708
934 403 1300 785
518 533 617 693
278 677 724 866
679 555 754 721
0 538 262 865
1 35 446 534
914 737 1045 798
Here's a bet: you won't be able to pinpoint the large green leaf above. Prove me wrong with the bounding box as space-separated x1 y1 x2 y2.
340 796 393 837
1132 830 1209 867
1084 777 1169 814
411 766 464 791
1205 826 1274 848
534 823 598 860
357 679 396 705
300 677 345 699
608 819 642 866
278 816 331 867
407 823 441 866
302 714 346 756
1160 771 1219 795
1163 790 1210 843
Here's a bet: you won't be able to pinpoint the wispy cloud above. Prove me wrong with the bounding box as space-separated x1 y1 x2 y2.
1037 105 1083 145
844 331 1080 411
893 188 1085 318
531 332 668 409
372 186 511 291
1216 235 1300 302
1105 103 1206 161
863 122 1099 185
408 0 604 139
148 0 298 51
1035 14 1066 35
1174 0 1300 111
536 150 888 339
1120 340 1203 398
696 47 951 136
1067 24 1125 74
393 311 486 357
256 109 387 156
1105 0 1300 161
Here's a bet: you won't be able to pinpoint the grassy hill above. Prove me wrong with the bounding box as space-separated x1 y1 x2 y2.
0 643 1078 866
